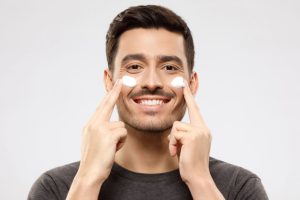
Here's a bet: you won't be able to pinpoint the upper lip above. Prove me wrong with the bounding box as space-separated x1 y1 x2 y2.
132 95 171 102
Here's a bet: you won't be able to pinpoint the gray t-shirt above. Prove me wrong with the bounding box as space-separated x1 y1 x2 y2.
28 157 268 200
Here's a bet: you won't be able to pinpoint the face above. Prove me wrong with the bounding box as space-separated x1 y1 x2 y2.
105 28 198 133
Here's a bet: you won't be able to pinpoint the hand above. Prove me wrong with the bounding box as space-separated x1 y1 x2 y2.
168 80 212 184
78 79 127 184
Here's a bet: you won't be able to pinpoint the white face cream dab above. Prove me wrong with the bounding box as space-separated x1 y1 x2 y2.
122 75 137 87
170 76 185 88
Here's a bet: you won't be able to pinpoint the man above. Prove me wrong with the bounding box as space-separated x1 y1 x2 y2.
28 5 268 200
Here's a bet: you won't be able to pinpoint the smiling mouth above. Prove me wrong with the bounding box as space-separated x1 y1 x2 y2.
133 96 171 106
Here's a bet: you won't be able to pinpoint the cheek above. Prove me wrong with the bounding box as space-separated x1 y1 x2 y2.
118 86 133 104
171 87 184 102
177 90 185 102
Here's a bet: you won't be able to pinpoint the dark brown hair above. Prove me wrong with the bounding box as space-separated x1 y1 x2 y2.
106 5 195 74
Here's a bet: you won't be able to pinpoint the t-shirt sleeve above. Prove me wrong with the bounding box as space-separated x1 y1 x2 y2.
235 177 269 200
28 173 60 200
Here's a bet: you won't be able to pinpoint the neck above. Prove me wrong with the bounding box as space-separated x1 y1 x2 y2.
114 124 179 173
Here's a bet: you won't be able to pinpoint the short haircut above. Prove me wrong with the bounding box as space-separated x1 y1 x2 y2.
106 5 195 74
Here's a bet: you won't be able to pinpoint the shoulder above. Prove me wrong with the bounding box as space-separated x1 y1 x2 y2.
209 157 268 200
44 161 80 181
209 156 259 180
28 161 80 200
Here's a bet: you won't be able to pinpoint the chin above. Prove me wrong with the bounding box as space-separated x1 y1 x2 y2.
119 110 185 133
125 116 173 132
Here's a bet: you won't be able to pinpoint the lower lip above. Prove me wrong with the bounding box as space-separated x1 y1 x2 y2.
131 99 169 113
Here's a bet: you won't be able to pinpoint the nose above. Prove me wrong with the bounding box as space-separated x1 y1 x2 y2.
140 68 163 91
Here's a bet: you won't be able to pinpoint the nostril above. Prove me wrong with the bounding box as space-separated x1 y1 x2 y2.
141 85 163 91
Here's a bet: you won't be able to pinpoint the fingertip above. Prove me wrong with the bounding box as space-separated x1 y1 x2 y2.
183 79 189 88
114 78 120 86
114 78 123 90
183 79 191 93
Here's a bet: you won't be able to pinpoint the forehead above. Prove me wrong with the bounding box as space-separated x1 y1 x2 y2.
115 28 187 66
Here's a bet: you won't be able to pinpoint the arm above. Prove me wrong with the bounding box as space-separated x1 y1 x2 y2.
66 172 104 200
168 79 225 200
66 78 126 200
186 174 225 200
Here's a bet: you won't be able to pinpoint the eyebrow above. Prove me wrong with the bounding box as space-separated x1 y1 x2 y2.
157 55 183 66
121 54 184 66
121 54 147 66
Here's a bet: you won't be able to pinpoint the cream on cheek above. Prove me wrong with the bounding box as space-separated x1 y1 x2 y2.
170 76 185 88
122 75 137 87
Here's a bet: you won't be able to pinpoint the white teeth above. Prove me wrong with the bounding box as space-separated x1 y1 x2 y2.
139 100 163 105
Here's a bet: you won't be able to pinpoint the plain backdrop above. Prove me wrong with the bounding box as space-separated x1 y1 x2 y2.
1 0 299 199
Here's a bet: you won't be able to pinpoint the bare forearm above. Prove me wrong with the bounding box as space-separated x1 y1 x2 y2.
187 175 225 200
66 173 104 200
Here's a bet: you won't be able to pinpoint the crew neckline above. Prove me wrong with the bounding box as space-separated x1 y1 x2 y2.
111 161 181 183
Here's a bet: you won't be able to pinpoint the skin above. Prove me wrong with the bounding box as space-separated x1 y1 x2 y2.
107 28 197 173
66 28 225 200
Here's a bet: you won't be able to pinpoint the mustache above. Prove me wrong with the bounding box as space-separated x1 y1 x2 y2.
128 88 175 99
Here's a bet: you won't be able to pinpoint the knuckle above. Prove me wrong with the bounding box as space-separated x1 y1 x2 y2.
204 128 211 136
118 121 125 127
199 129 212 140
84 122 107 134
113 128 127 141
120 127 128 134
207 131 212 140
173 131 182 138
173 121 180 127
85 125 97 135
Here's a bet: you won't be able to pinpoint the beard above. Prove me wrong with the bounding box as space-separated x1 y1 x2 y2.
116 96 186 133
118 110 184 133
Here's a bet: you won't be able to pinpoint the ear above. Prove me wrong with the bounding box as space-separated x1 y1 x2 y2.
189 71 199 96
104 69 113 92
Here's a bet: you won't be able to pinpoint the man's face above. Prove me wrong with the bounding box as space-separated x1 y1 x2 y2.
106 28 196 132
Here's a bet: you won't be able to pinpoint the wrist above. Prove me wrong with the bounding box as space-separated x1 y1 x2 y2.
66 172 104 200
75 167 107 187
186 174 225 200
186 174 214 189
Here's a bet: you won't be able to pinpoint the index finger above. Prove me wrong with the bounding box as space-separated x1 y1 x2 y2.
183 79 206 127
95 78 123 121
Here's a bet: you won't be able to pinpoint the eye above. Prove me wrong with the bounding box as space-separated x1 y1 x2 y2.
126 64 143 73
164 65 179 72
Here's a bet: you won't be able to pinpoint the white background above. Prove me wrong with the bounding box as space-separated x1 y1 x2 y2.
1 0 299 199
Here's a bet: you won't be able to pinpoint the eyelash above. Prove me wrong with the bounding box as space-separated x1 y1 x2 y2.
127 64 142 70
163 65 179 71
125 64 180 73
125 65 143 74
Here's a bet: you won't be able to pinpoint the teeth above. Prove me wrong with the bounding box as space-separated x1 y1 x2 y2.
139 100 164 105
